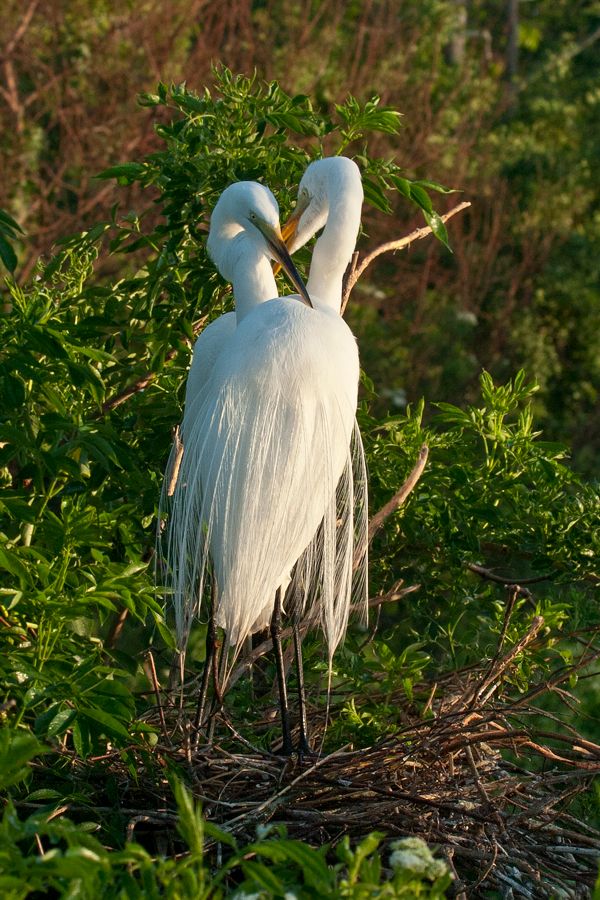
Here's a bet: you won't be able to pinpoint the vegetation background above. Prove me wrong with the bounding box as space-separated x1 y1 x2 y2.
0 1 599 896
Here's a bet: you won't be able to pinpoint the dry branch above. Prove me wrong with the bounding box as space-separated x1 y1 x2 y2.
368 444 429 544
467 562 554 586
341 201 471 312
99 314 208 415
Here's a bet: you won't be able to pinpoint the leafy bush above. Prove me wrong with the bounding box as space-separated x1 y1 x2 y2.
0 69 598 894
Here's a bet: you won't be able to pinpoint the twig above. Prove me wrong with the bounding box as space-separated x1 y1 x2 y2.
105 608 128 649
145 651 170 743
167 425 184 496
468 838 499 894
476 584 520 690
101 366 168 414
341 202 471 312
368 581 420 609
3 1 40 55
467 562 554 586
224 744 352 830
99 314 208 416
470 616 545 706
368 444 428 544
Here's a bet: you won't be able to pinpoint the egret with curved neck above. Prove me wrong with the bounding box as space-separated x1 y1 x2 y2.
285 156 364 312
181 182 310 420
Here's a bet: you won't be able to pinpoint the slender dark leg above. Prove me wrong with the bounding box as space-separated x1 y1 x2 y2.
194 583 215 727
243 635 254 700
193 581 216 748
293 623 313 757
206 636 226 744
271 588 293 755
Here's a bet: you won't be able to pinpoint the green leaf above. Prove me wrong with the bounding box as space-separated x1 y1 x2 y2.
409 184 433 214
0 233 18 272
47 707 77 738
0 546 30 584
79 707 131 740
0 730 45 790
172 779 206 856
95 163 146 183
0 208 24 234
423 210 451 251
241 860 285 893
251 839 333 894
362 177 392 213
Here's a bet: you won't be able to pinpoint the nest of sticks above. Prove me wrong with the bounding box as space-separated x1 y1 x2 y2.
110 608 600 900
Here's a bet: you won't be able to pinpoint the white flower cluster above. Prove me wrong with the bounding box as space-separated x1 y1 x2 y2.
388 836 449 880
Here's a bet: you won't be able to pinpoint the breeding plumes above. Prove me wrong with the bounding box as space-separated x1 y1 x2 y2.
162 160 368 752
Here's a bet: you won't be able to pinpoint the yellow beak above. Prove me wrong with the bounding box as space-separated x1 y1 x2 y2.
273 192 310 275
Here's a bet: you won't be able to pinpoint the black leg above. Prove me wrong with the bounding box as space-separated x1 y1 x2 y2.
206 635 225 745
293 623 313 757
243 635 254 700
193 580 216 748
271 588 293 755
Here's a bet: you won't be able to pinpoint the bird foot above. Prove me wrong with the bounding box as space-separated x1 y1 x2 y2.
297 738 317 763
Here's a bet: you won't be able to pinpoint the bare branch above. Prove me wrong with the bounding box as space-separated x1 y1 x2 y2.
368 581 420 609
3 0 40 56
368 444 429 544
99 314 208 416
469 615 545 706
101 368 162 414
467 562 554 587
341 201 471 312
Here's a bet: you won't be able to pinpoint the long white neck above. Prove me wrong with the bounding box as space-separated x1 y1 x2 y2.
231 241 278 323
307 183 362 312
211 229 277 323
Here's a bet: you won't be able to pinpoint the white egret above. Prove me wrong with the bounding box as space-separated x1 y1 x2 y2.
181 181 311 427
163 160 368 753
163 180 311 725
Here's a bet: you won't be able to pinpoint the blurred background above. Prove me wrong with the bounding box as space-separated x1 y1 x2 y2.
1 0 598 473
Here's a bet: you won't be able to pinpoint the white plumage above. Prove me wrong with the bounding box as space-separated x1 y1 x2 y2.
162 159 367 688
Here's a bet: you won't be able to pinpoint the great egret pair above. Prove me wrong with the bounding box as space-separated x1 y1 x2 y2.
162 157 368 754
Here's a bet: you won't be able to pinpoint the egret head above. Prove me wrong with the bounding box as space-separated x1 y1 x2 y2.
207 181 312 307
282 157 363 254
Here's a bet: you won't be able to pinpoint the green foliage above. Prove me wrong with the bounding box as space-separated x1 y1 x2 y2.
364 369 598 578
325 369 599 740
0 740 450 899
